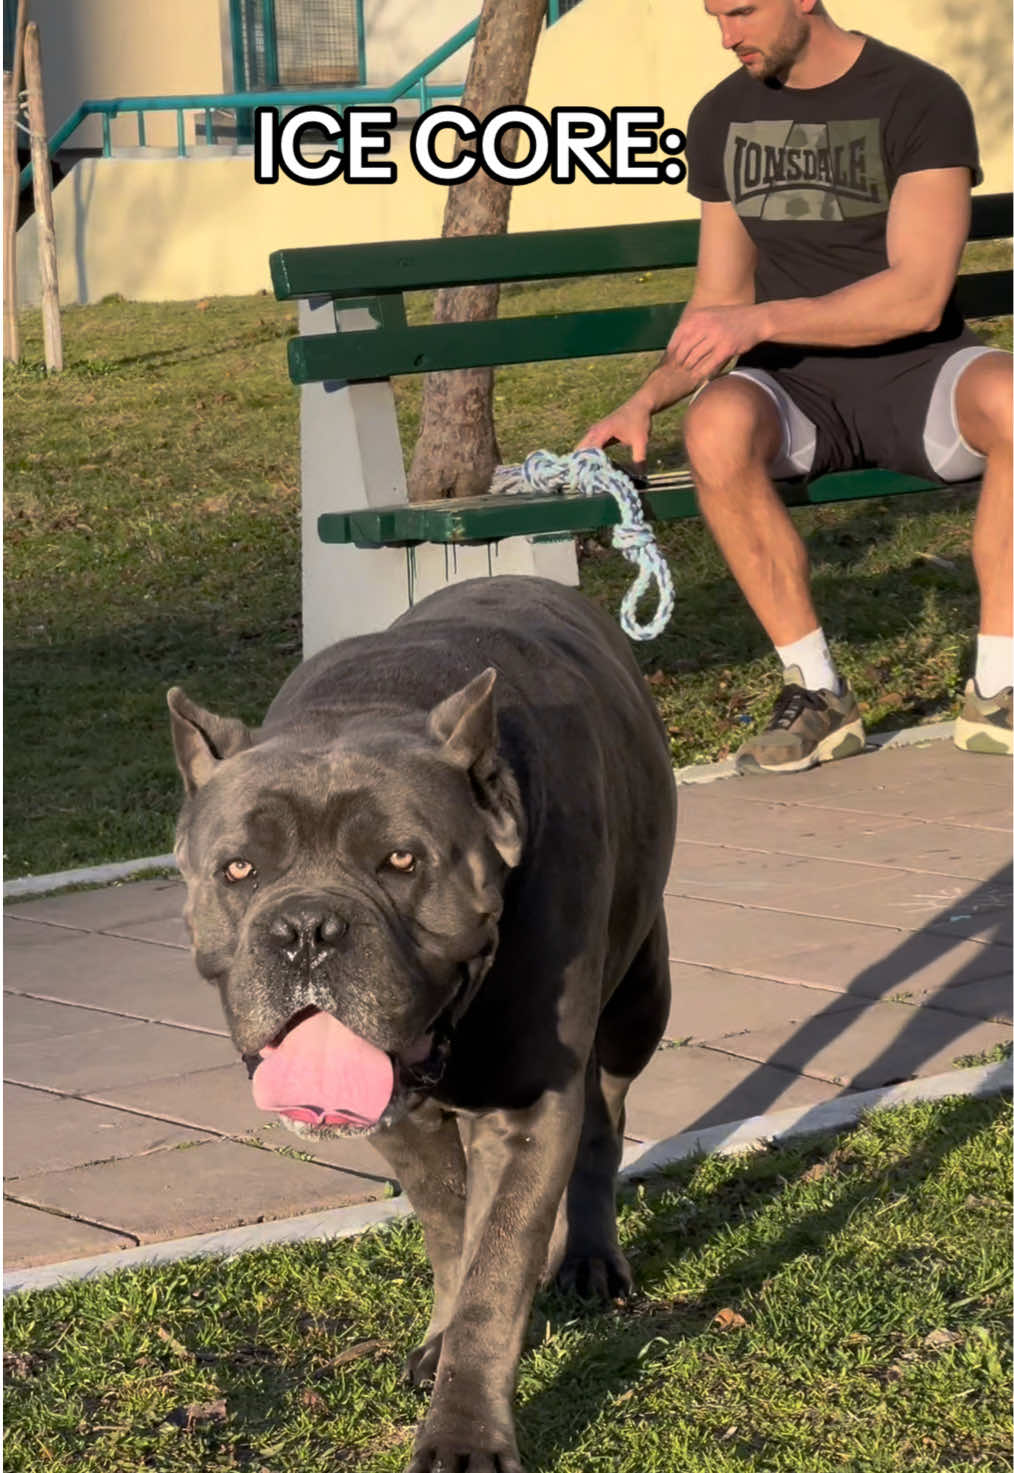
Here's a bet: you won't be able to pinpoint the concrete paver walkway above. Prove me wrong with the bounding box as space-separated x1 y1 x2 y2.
4 737 1011 1272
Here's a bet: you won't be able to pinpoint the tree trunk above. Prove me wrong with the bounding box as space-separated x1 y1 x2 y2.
406 0 547 502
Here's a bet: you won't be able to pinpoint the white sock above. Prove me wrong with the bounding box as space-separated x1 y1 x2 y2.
975 634 1014 698
775 627 840 693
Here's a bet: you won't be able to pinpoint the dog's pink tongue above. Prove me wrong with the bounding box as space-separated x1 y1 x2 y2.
252 1010 393 1128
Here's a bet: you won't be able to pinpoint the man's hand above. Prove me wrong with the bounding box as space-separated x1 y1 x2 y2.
665 303 771 382
576 396 652 467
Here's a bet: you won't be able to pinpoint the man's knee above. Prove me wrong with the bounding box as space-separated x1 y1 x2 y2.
956 352 1013 456
683 376 781 484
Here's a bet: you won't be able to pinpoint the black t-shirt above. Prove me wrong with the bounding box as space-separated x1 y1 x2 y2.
685 35 981 353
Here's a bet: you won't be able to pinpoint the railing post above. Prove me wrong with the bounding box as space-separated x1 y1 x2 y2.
355 0 367 84
228 0 252 143
261 0 279 88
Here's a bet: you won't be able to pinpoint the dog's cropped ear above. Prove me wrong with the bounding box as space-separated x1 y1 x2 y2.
167 687 254 796
428 668 499 770
427 669 523 867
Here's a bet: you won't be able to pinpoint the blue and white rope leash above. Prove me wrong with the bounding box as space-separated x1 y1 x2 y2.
490 448 675 642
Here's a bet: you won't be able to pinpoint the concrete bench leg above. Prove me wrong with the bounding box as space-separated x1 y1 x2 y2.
298 296 578 659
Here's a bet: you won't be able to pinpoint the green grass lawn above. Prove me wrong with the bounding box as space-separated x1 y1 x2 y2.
4 245 1011 878
4 1096 1011 1472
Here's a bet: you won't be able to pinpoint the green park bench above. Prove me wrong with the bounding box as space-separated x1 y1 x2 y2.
269 192 1011 654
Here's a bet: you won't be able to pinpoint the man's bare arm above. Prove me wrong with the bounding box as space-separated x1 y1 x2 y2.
577 201 757 461
668 169 972 380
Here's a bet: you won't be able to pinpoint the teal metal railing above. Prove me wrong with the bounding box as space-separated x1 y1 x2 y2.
19 1 585 191
17 13 479 189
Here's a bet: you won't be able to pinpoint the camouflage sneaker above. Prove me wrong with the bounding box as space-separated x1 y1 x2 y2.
954 679 1013 755
736 665 866 775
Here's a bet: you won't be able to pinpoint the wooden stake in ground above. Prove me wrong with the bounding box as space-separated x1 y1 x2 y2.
24 21 61 372
2 0 28 363
3 71 20 362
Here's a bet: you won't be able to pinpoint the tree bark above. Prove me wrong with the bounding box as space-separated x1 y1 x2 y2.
406 0 547 502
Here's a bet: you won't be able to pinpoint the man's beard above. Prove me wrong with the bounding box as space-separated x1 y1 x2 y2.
752 17 809 82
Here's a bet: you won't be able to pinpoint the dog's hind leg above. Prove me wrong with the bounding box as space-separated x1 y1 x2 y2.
373 1105 467 1387
545 910 670 1299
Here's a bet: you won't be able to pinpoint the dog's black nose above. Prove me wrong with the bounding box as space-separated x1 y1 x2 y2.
267 905 348 966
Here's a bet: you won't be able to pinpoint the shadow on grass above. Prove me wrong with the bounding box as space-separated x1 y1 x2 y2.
3 617 300 875
587 485 981 674
79 321 297 376
517 1094 1000 1469
154 1096 1000 1471
133 881 1008 1465
2 479 980 873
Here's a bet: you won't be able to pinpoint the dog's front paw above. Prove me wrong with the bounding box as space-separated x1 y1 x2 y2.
403 1333 442 1388
555 1246 633 1301
405 1405 524 1473
405 1442 524 1473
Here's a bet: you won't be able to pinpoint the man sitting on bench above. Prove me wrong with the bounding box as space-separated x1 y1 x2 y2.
579 0 1012 771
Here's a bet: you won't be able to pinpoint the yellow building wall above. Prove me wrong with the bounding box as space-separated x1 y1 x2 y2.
28 0 226 151
364 0 476 84
17 0 1012 305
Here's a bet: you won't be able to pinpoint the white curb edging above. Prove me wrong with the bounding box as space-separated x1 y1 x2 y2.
6 1059 1008 1297
4 1197 415 1297
4 854 178 900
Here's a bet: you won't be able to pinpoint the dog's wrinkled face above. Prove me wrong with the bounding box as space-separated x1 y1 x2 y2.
168 670 522 1139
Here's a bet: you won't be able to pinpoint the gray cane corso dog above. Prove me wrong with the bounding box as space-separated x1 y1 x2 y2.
168 575 676 1473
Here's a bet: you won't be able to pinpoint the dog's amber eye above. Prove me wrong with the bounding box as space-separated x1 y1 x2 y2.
386 851 416 874
224 858 255 883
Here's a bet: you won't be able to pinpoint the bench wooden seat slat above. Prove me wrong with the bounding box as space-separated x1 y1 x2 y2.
318 469 983 548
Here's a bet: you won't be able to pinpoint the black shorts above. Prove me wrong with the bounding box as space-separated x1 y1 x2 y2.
731 324 1002 481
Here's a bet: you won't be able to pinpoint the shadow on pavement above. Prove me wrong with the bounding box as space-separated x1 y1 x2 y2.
677 864 1012 1144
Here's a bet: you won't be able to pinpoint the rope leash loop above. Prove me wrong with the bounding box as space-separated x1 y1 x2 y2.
513 447 676 641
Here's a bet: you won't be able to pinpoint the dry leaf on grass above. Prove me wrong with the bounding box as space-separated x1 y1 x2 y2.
156 1325 193 1361
712 1308 748 1331
165 1398 228 1431
334 1339 390 1366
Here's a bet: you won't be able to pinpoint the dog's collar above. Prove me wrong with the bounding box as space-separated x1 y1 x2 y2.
398 940 497 1093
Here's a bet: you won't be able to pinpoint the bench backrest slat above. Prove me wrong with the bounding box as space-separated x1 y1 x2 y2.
288 302 684 384
288 268 1009 386
272 193 1010 303
272 218 702 300
953 268 1012 321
